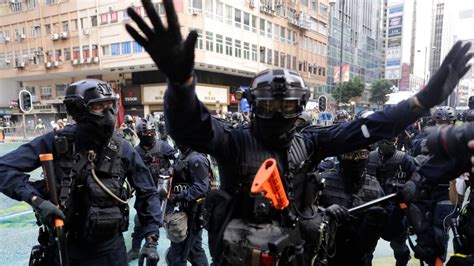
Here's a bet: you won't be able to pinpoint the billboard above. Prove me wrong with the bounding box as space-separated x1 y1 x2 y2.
388 37 402 48
389 4 403 14
399 63 411 91
386 59 401 68
388 27 402 37
389 16 403 27
386 48 401 59
333 64 350 83
385 68 401 80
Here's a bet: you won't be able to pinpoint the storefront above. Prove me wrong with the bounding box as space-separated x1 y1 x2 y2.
142 83 229 115
121 85 144 117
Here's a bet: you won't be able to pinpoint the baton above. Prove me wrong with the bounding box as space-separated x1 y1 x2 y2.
348 193 398 213
40 153 68 266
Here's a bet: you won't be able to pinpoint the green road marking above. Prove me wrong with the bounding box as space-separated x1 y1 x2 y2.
0 202 32 217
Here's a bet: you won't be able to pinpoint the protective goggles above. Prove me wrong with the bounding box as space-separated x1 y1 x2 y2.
254 99 301 119
87 100 118 116
339 149 369 160
139 129 156 136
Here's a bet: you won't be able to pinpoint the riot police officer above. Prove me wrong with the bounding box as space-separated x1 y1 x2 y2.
127 117 177 261
295 111 313 133
0 79 161 266
164 144 209 266
366 138 416 266
125 1 471 264
319 149 386 266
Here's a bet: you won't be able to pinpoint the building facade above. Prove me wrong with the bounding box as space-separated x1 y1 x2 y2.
0 0 329 124
326 0 383 109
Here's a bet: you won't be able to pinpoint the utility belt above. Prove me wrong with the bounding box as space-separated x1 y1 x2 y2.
222 219 305 266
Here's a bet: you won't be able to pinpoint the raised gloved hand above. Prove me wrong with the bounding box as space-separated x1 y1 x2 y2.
30 196 65 228
138 233 159 266
126 0 197 85
325 204 349 224
416 41 472 109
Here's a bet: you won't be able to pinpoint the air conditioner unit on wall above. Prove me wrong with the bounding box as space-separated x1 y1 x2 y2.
79 58 85 64
5 59 11 64
83 29 90 35
53 61 60 67
93 56 99 63
50 33 59 41
85 58 92 64
4 36 10 42
15 62 25 68
20 34 26 39
59 32 68 39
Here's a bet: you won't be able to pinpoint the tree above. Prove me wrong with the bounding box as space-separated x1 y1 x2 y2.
332 76 365 104
370 79 394 106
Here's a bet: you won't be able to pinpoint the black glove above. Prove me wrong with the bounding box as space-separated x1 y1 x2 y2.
126 0 197 85
30 196 65 228
138 234 159 266
416 41 472 108
326 204 349 224
363 206 387 231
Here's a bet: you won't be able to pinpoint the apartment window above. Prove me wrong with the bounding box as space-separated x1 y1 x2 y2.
82 45 90 58
205 31 214 52
243 42 250 60
234 40 241 58
311 0 318 11
71 19 78 30
153 3 165 15
62 21 69 32
274 25 280 41
225 5 232 25
216 34 223 54
259 47 265 63
64 48 71 60
101 45 110 56
111 43 120 55
280 53 285 68
292 56 296 70
259 18 265 36
56 84 67 97
243 12 250 31
44 24 51 34
188 0 203 15
110 11 118 23
251 15 257 33
195 29 203 49
205 0 213 18
234 8 242 28
73 47 80 59
41 86 52 97
287 29 291 44
266 21 272 38
91 45 98 57
292 31 297 45
280 26 285 42
225 37 232 56
27 0 38 9
29 48 37 64
121 42 131 54
46 50 53 62
10 1 22 12
301 0 308 5
55 49 62 61
215 1 223 22
133 41 142 53
274 51 279 66
91 16 97 26
298 61 302 71
80 18 86 29
267 49 273 65
251 44 257 61
100 14 108 24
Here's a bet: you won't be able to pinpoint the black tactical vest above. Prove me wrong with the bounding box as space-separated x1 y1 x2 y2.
366 150 406 192
228 128 314 221
136 141 171 185
53 126 129 241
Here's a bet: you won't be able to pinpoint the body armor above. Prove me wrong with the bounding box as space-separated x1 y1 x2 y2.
366 150 407 193
136 141 171 184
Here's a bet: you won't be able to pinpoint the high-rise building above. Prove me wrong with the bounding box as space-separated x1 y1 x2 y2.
326 0 383 108
0 0 329 122
383 0 432 92
454 5 474 107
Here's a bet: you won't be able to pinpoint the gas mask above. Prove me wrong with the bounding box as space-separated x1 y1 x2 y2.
378 140 396 157
139 130 157 148
339 159 367 193
78 107 116 145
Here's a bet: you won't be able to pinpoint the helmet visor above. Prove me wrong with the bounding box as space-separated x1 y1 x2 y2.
254 99 301 119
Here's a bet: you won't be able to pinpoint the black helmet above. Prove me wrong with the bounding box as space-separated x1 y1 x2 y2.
248 68 309 119
334 110 350 123
465 109 474 122
295 111 312 129
469 96 474 110
124 114 133 123
136 118 156 135
432 106 456 123
64 79 118 122
231 112 243 123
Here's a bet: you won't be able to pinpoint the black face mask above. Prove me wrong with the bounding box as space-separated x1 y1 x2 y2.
139 135 156 148
78 108 116 145
378 141 396 157
340 159 366 193
253 113 297 149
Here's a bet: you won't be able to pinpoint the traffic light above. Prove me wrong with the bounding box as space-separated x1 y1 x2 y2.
318 95 327 112
19 90 33 113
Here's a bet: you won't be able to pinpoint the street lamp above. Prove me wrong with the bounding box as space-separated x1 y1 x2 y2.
329 0 345 108
417 46 437 87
